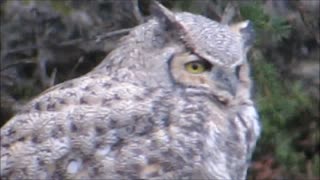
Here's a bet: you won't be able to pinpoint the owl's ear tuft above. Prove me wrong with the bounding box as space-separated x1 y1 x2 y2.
230 20 255 51
150 1 181 32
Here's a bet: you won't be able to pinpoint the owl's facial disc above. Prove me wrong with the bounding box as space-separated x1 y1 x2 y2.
170 53 239 104
210 66 238 96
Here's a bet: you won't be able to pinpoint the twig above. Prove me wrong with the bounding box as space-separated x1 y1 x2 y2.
69 56 84 78
0 60 36 71
1 28 132 57
93 28 131 43
59 39 84 46
0 45 39 60
132 0 144 24
49 68 57 87
3 45 39 54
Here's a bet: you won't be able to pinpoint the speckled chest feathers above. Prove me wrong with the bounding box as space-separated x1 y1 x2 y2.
0 2 261 180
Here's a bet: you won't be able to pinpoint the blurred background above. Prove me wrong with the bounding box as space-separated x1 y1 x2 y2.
0 0 319 179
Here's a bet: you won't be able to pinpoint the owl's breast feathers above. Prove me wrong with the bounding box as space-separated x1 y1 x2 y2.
0 74 167 179
0 74 191 179
0 73 259 180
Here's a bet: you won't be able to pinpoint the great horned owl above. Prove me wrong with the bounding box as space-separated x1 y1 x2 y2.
0 2 260 180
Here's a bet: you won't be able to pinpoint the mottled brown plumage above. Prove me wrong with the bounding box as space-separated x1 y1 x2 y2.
0 2 260 179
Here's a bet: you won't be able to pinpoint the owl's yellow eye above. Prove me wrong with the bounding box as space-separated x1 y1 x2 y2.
185 61 207 74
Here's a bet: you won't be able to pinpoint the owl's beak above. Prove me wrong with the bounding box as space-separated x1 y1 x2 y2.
211 67 237 96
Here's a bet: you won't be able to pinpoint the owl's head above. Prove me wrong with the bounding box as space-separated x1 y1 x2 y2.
150 2 255 104
96 2 255 105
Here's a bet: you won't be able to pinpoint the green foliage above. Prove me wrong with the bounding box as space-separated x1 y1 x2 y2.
49 0 72 16
21 0 31 5
11 80 42 101
240 1 291 45
240 1 269 29
251 49 315 176
172 0 202 14
173 0 193 10
18 0 72 16
240 1 318 177
268 17 291 43
252 50 310 134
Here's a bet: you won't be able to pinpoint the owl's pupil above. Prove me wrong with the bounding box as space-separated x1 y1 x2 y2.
192 64 199 70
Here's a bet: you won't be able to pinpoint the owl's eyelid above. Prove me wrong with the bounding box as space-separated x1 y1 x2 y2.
186 54 201 61
185 59 213 71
